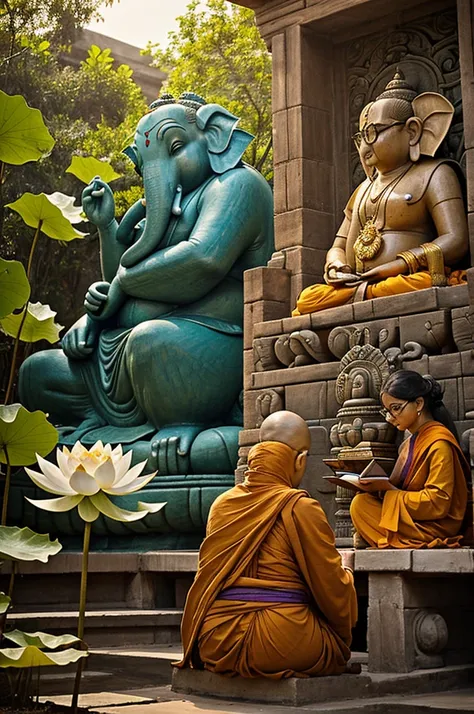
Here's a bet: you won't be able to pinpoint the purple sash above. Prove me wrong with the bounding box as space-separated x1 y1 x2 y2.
217 586 310 604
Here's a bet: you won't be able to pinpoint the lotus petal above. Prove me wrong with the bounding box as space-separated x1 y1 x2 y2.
71 441 87 458
90 492 165 522
78 498 100 522
25 466 73 496
104 471 156 496
112 459 147 488
112 450 133 483
90 440 104 453
94 459 116 489
69 469 100 495
25 494 83 512
111 444 123 460
56 447 73 478
32 453 75 494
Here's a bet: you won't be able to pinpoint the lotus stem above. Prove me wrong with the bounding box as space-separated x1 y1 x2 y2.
71 520 91 713
1 446 11 525
4 220 42 405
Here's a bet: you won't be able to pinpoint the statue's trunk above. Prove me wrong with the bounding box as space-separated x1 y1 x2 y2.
120 160 177 268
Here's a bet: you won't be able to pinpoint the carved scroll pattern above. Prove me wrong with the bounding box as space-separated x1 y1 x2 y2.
347 9 463 189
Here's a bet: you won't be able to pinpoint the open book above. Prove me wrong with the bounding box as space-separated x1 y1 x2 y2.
323 458 390 493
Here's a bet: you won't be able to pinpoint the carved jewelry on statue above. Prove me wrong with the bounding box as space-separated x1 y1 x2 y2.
172 185 183 216
421 242 447 287
354 164 413 272
397 250 419 275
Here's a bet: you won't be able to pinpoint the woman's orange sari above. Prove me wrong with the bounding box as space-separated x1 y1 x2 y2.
350 421 469 548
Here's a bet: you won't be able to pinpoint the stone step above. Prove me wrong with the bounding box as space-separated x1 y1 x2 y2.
7 608 183 647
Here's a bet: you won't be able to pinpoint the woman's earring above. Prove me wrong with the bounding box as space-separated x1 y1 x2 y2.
417 411 421 416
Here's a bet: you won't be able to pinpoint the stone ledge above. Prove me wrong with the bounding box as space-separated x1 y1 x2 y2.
171 664 474 707
252 362 340 388
253 286 468 339
354 549 474 573
3 551 199 575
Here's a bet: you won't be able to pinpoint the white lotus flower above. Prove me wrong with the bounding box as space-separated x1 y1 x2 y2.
25 441 165 523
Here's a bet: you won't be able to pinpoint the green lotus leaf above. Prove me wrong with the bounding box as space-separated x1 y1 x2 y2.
0 593 11 614
66 156 122 185
0 301 63 343
4 630 81 650
0 91 55 165
0 258 30 318
0 404 58 465
0 526 62 562
6 192 87 241
0 646 87 668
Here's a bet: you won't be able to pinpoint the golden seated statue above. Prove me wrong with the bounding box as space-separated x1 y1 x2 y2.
293 70 468 316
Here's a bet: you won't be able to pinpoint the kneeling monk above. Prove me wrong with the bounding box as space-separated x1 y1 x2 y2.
351 371 469 549
175 411 357 679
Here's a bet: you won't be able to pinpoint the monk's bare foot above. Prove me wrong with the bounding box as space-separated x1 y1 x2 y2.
345 662 362 674
353 531 369 549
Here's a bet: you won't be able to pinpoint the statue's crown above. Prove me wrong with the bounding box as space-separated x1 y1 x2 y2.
148 92 207 113
376 68 417 102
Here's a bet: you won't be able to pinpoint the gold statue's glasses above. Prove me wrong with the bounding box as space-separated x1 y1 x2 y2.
379 400 410 419
352 121 405 148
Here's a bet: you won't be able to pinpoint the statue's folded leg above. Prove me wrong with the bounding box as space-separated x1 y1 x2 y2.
18 349 93 427
293 283 357 316
366 271 432 298
125 318 243 428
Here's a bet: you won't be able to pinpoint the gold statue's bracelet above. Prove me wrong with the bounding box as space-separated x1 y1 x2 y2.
421 243 447 287
397 250 419 275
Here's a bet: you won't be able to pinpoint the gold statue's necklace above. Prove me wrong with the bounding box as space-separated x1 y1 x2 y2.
354 163 413 272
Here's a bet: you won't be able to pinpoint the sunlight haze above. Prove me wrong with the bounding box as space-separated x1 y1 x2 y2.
87 0 204 50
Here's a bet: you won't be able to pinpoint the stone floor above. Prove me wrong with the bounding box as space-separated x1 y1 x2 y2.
37 645 474 713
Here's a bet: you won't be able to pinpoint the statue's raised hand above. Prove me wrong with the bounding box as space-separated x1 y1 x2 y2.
82 176 115 228
62 315 100 360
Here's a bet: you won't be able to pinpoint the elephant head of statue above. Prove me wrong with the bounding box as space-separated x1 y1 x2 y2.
120 92 254 268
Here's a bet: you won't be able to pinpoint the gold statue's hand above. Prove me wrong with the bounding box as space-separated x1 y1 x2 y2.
359 258 407 283
325 262 360 285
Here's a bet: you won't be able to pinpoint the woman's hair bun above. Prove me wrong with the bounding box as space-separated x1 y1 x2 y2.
422 374 444 403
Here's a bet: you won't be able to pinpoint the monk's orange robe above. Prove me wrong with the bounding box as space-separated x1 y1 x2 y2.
350 421 469 549
175 441 358 679
293 271 466 316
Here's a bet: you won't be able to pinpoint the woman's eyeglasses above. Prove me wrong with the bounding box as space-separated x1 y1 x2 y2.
352 121 404 148
379 401 410 419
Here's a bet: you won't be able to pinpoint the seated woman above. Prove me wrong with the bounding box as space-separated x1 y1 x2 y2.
175 411 357 678
293 69 468 316
350 370 469 549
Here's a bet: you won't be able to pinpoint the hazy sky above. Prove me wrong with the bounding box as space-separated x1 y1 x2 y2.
88 0 204 50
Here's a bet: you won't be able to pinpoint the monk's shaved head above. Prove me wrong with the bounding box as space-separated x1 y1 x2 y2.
260 411 311 453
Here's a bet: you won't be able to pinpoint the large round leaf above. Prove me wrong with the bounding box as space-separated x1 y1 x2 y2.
0 301 63 343
0 404 58 465
66 156 122 185
0 526 62 562
0 91 55 165
0 646 87 668
4 630 81 650
0 593 11 614
0 258 30 318
6 192 87 241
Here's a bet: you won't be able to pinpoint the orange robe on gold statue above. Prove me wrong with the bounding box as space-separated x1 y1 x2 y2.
293 271 466 316
175 441 357 679
350 421 469 549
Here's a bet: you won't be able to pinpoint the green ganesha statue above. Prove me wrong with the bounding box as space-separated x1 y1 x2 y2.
15 92 274 547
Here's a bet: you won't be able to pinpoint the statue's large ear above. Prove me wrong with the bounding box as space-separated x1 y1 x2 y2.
358 102 376 180
196 103 254 174
412 92 454 157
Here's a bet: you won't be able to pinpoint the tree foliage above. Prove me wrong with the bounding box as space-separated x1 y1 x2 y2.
146 0 273 180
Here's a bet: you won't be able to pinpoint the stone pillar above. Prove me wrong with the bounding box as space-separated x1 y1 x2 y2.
272 26 338 308
458 0 474 260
